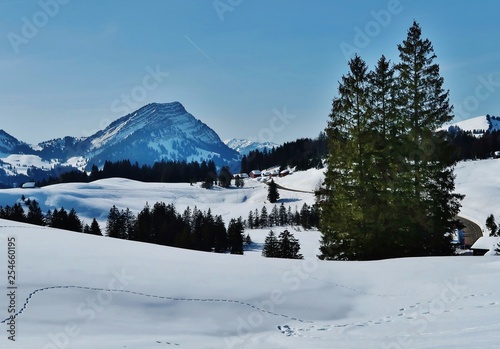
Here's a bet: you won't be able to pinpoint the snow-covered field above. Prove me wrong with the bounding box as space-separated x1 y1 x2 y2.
0 154 88 177
0 168 321 229
1 161 500 348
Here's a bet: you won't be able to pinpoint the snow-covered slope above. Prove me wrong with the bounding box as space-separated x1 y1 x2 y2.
1 158 496 234
442 114 500 136
1 162 500 347
454 158 500 229
442 115 489 132
0 130 32 157
224 138 278 155
0 170 321 228
0 130 21 155
1 165 500 348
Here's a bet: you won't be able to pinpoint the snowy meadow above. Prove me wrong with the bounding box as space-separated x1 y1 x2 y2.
0 162 500 348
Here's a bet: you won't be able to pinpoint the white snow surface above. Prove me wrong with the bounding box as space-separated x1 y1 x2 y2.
1 162 500 348
442 115 489 133
0 154 88 176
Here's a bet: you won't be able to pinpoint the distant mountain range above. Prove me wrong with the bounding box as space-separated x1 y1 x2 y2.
223 138 278 155
0 102 271 187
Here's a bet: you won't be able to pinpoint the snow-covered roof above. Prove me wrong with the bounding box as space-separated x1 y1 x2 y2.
21 181 36 188
471 236 500 253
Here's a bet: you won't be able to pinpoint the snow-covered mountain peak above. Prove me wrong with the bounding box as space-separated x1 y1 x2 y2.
89 102 214 149
224 138 278 155
82 101 238 167
0 102 239 185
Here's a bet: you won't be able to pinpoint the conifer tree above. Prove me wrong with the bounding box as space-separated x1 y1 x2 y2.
278 230 303 259
83 224 91 234
279 203 288 226
228 218 244 255
395 21 463 256
486 214 498 237
132 203 152 242
270 205 279 227
320 54 371 260
254 209 260 228
202 175 214 189
260 206 269 227
213 215 228 253
10 203 26 223
121 208 136 240
218 166 232 188
262 230 280 257
319 22 463 260
26 200 44 226
267 179 280 203
67 208 83 232
248 210 255 229
106 205 125 239
89 218 102 235
300 203 311 229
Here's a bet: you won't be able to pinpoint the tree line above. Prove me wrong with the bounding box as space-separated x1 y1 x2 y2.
449 115 500 160
247 202 320 230
241 135 328 173
105 203 246 254
0 197 101 235
37 159 219 187
0 196 313 257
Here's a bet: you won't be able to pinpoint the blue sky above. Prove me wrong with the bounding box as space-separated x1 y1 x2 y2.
1 0 500 145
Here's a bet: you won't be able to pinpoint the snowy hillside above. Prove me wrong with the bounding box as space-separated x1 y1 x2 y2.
442 115 489 132
1 161 500 347
0 159 497 232
0 170 321 228
454 158 500 229
224 138 278 155
442 114 500 136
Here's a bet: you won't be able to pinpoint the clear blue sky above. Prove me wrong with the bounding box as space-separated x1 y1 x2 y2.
1 0 499 145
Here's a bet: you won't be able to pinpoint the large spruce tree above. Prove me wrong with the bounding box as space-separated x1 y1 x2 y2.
395 21 463 256
319 54 373 260
319 22 463 260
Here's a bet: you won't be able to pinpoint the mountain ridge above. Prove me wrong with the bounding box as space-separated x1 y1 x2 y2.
224 138 278 155
0 102 240 186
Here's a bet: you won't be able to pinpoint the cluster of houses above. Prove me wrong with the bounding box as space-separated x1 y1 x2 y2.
248 169 290 179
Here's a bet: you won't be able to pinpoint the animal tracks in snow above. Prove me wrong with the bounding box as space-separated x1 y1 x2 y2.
0 285 313 325
277 291 500 338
